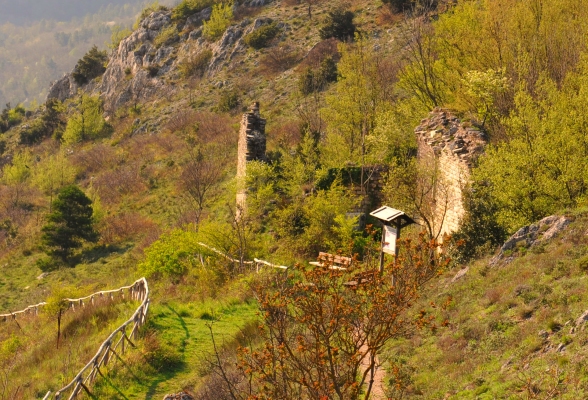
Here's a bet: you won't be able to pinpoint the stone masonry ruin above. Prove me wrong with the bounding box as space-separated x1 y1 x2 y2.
415 108 487 237
236 102 267 212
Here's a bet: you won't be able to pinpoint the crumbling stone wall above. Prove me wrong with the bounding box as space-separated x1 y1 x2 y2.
236 102 267 211
415 108 486 237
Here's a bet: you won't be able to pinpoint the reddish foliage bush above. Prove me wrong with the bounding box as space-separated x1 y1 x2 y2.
99 212 159 245
71 144 118 178
93 163 146 204
300 38 340 69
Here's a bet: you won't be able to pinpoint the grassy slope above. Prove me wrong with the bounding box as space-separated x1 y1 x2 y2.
385 210 588 399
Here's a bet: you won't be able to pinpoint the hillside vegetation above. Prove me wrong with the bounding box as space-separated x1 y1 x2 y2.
0 0 588 398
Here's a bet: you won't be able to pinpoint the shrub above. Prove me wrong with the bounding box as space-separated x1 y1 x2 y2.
202 1 233 41
298 56 338 94
138 229 199 279
154 24 179 47
260 45 300 73
217 89 239 112
72 45 108 86
19 99 65 145
243 22 280 49
319 9 356 42
178 49 213 78
172 0 214 21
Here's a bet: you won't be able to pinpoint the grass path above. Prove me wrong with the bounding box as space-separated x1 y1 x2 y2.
93 298 259 399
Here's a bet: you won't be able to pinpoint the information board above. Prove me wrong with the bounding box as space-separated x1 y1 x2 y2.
383 225 397 255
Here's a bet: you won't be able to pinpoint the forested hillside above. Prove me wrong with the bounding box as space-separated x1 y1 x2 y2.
0 0 588 398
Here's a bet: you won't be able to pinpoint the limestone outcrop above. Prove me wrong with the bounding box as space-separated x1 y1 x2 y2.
489 215 571 266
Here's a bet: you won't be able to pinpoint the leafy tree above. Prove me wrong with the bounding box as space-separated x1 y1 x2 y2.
1 151 33 207
202 1 233 41
41 185 98 263
61 93 110 145
31 151 77 212
474 66 588 232
322 38 395 195
319 9 356 42
72 45 108 86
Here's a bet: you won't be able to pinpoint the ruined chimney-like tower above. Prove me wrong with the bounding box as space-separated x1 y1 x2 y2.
236 102 267 213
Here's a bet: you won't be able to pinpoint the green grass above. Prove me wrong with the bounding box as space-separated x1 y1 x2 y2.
91 296 259 398
383 212 588 398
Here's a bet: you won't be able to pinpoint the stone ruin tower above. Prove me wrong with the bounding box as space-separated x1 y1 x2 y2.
414 108 487 238
236 102 267 214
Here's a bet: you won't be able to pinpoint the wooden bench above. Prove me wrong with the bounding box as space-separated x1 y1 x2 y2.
343 270 379 288
309 252 352 270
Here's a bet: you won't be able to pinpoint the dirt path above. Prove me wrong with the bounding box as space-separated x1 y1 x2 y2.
359 344 387 399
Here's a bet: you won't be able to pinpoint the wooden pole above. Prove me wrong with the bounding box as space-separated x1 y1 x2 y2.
379 223 386 275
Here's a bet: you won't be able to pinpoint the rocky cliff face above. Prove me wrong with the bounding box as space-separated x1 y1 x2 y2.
46 3 282 114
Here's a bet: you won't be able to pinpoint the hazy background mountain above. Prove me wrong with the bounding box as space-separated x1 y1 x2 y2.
0 0 176 108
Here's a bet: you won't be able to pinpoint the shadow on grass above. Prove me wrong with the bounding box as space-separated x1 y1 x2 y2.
143 304 191 399
75 244 132 264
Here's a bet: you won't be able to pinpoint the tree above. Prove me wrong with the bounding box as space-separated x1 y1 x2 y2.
205 232 450 399
72 45 108 86
1 151 33 207
61 93 109 145
179 143 228 224
41 185 98 263
322 38 395 195
202 1 233 41
31 151 77 212
319 9 356 41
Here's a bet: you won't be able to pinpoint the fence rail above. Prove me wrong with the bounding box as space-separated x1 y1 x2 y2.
197 242 289 271
36 278 150 400
1 279 147 323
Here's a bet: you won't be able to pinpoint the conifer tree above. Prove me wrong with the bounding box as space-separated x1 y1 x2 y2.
41 185 98 263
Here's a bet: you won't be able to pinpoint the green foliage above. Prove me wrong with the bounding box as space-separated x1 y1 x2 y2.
322 38 395 168
41 185 98 263
319 9 356 42
0 103 25 133
474 64 588 232
450 182 507 263
31 150 77 202
217 89 239 112
138 229 199 279
178 49 213 78
298 56 338 95
2 151 33 187
154 24 179 47
243 22 280 49
202 1 233 41
19 99 65 145
62 94 110 145
72 45 108 86
171 0 214 21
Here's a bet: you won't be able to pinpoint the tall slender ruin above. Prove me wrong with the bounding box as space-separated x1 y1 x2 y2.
414 108 487 238
236 102 267 214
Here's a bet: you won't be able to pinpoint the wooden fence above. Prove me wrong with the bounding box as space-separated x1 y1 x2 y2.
35 278 150 400
197 242 289 271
